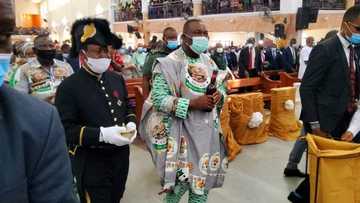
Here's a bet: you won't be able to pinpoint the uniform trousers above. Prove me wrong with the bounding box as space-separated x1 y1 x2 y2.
81 146 129 203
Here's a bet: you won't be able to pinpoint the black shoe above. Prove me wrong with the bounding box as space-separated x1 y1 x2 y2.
288 191 306 203
284 168 306 178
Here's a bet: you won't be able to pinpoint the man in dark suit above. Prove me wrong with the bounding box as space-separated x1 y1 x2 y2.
284 38 298 72
288 5 360 202
301 6 360 139
238 38 262 78
0 1 76 202
263 43 287 71
226 46 238 71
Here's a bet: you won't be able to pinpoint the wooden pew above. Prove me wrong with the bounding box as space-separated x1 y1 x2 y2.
260 72 282 94
279 72 299 87
227 76 281 101
126 85 145 125
125 78 145 125
125 78 143 88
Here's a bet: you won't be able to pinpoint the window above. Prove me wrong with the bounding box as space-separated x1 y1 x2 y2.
112 0 143 22
148 0 193 19
202 0 280 15
303 0 346 10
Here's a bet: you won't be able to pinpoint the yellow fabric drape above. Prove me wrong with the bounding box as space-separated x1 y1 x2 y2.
269 87 302 141
220 100 242 161
307 135 360 203
221 93 269 150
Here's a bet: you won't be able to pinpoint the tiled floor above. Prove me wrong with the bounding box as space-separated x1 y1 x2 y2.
122 137 305 203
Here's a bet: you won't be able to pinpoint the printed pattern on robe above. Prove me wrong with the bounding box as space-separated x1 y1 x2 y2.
140 48 228 195
20 59 73 99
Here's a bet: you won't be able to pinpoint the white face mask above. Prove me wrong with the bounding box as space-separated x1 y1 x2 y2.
26 57 36 63
87 57 111 74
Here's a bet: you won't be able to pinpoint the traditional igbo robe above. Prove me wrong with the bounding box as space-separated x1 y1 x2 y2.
140 48 228 195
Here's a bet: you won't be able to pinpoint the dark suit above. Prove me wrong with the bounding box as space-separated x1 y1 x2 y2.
263 48 288 71
284 46 298 71
0 85 75 203
300 36 360 137
238 46 262 78
226 51 238 71
66 56 81 73
55 68 136 203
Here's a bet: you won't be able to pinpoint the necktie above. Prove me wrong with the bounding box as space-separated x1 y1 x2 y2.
348 45 358 113
248 48 253 70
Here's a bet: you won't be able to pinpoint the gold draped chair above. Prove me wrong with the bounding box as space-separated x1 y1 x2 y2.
269 87 302 141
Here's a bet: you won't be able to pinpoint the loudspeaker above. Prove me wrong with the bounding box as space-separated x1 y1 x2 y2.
274 23 285 38
296 7 310 30
309 8 319 23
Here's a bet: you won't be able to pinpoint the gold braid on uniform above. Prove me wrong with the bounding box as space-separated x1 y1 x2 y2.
79 126 86 146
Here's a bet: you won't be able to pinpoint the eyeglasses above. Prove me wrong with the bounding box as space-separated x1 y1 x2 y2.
348 22 360 32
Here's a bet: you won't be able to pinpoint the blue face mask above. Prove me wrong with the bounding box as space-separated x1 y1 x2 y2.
346 23 360 45
118 49 126 55
350 33 360 45
186 35 209 55
0 54 11 87
167 40 178 50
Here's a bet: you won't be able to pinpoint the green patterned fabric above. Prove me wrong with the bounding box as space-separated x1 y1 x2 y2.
151 73 189 119
164 183 209 203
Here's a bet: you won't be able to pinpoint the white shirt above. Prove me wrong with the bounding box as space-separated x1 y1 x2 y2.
249 46 256 69
339 34 360 138
348 106 360 138
290 46 296 62
298 45 313 79
337 33 356 69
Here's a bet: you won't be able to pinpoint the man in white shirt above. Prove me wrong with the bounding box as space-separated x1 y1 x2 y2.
342 104 360 141
298 37 314 79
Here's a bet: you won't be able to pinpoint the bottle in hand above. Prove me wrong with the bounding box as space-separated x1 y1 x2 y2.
205 70 218 112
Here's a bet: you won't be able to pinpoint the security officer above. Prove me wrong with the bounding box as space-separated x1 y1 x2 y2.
55 18 137 203
0 0 75 202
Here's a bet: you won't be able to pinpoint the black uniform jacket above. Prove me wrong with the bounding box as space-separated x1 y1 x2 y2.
55 68 136 198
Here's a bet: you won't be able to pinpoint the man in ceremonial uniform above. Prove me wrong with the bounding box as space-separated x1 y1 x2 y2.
55 18 137 203
15 34 73 103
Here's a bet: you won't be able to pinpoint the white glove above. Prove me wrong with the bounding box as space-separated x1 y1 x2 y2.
100 126 130 146
126 122 137 143
248 112 264 129
126 122 137 131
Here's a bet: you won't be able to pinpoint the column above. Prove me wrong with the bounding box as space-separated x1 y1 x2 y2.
347 0 355 9
280 0 302 13
192 0 202 17
142 0 150 45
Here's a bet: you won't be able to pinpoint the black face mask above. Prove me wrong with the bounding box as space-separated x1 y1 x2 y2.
36 49 56 66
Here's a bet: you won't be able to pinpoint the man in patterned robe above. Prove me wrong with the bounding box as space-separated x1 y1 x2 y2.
140 19 228 203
